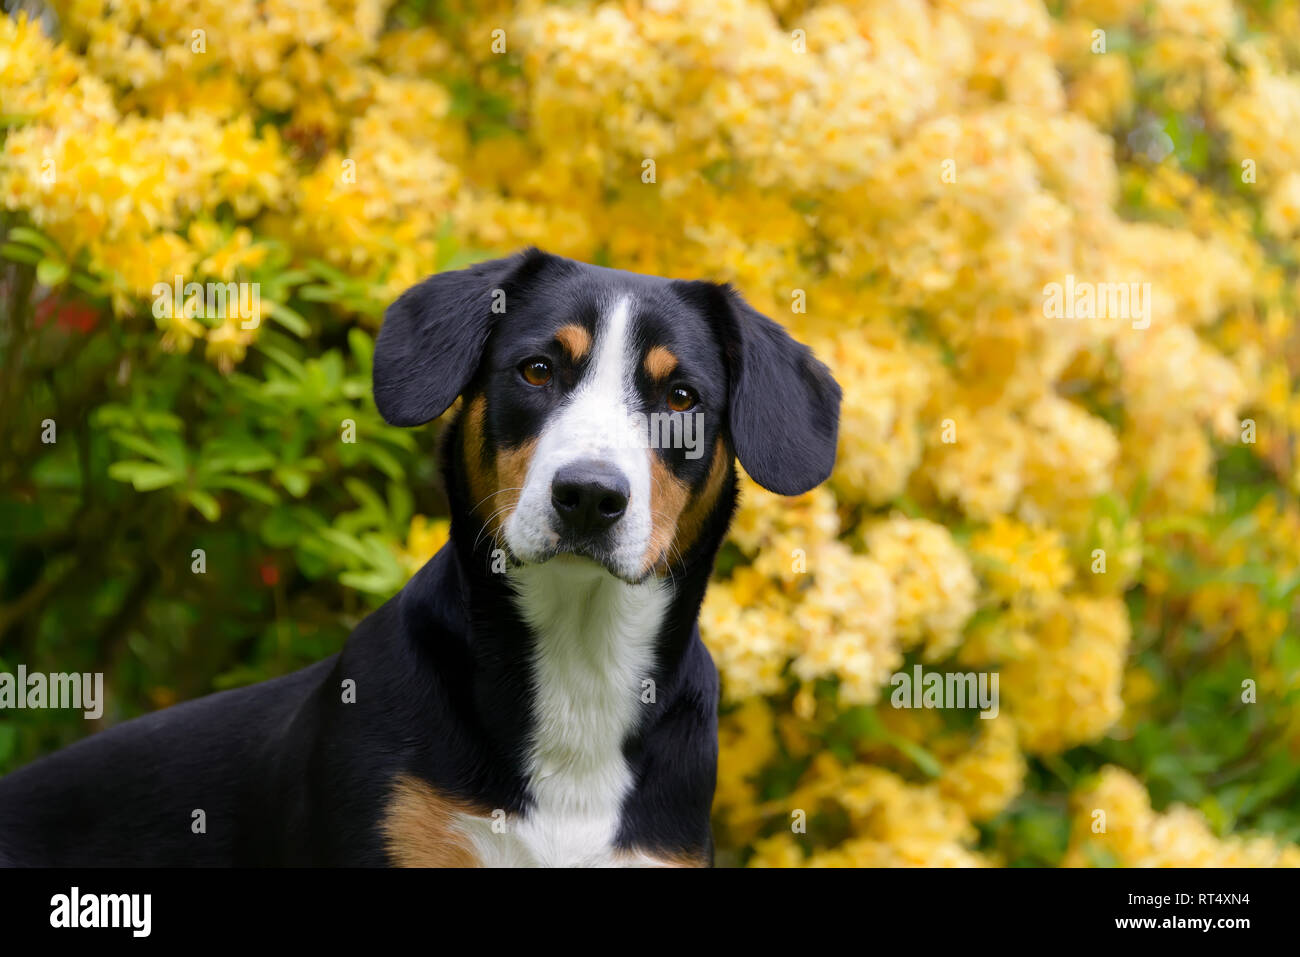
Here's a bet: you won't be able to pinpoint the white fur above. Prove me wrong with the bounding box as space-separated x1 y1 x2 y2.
456 559 670 866
502 295 652 581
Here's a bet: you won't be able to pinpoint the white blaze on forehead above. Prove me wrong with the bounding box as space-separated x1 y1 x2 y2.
502 294 653 579
581 295 636 425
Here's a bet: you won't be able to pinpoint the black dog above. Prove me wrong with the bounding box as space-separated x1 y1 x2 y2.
0 249 840 866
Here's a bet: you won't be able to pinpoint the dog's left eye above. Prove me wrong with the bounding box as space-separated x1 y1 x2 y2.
520 357 553 386
667 385 698 412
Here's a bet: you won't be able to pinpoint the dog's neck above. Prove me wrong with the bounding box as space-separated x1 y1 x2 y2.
506 560 669 833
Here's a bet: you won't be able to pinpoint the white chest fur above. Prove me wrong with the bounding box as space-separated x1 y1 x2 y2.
457 559 670 867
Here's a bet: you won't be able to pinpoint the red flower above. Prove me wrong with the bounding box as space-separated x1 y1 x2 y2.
34 295 99 334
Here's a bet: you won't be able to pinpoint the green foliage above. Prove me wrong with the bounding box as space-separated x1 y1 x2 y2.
0 242 448 773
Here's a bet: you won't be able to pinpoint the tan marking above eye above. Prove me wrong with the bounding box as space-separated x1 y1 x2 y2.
643 345 679 381
381 774 486 868
554 324 592 362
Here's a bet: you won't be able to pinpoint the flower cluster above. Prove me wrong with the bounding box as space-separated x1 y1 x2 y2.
1065 766 1300 867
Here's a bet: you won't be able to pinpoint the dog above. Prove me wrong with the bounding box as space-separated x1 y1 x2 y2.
0 248 841 866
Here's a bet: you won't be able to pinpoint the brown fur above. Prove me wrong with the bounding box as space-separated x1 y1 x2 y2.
643 345 678 381
670 439 731 562
555 324 592 362
643 455 691 574
641 439 731 575
462 394 536 545
381 774 485 867
463 395 493 513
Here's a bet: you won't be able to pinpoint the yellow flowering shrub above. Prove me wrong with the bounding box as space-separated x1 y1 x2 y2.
4 0 1300 866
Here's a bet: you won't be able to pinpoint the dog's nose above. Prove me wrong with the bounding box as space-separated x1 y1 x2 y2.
551 462 629 536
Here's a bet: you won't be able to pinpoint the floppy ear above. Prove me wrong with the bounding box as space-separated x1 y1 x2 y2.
681 282 841 495
373 248 553 426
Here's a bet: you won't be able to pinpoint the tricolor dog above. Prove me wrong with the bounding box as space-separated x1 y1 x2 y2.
0 249 841 867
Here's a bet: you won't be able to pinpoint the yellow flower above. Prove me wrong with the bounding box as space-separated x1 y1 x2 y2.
203 319 255 375
970 516 1075 608
395 515 451 579
1002 596 1130 753
864 516 977 660
1264 172 1300 238
1065 767 1300 867
938 718 1027 822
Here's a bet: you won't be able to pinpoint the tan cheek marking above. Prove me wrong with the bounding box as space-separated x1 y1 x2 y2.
463 395 495 519
555 324 592 362
489 438 537 541
642 453 691 575
670 439 731 562
381 774 485 868
464 396 538 544
643 345 678 381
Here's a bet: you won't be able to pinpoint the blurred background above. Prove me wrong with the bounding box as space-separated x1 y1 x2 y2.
2 0 1299 866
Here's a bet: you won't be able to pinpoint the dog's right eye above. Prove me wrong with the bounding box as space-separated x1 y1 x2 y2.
520 357 553 386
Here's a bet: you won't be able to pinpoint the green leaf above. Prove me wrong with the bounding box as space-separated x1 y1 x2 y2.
348 328 374 372
256 342 307 379
70 270 108 296
297 284 340 303
357 443 405 481
199 436 276 474
7 226 61 256
387 480 414 529
109 432 176 466
315 528 373 564
343 477 388 519
0 243 42 265
36 258 69 287
260 505 324 547
274 466 311 498
339 570 404 596
107 460 184 491
186 489 221 521
306 259 351 284
203 474 280 505
265 300 311 337
888 737 944 779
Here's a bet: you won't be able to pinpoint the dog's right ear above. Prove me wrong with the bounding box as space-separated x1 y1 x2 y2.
373 248 554 427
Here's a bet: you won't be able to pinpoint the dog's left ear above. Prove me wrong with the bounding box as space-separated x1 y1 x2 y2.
373 248 555 426
679 282 842 496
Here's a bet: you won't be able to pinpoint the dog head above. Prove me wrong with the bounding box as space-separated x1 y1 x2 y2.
374 248 841 584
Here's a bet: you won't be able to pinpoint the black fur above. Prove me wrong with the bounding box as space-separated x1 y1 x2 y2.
0 250 840 866
673 280 841 496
